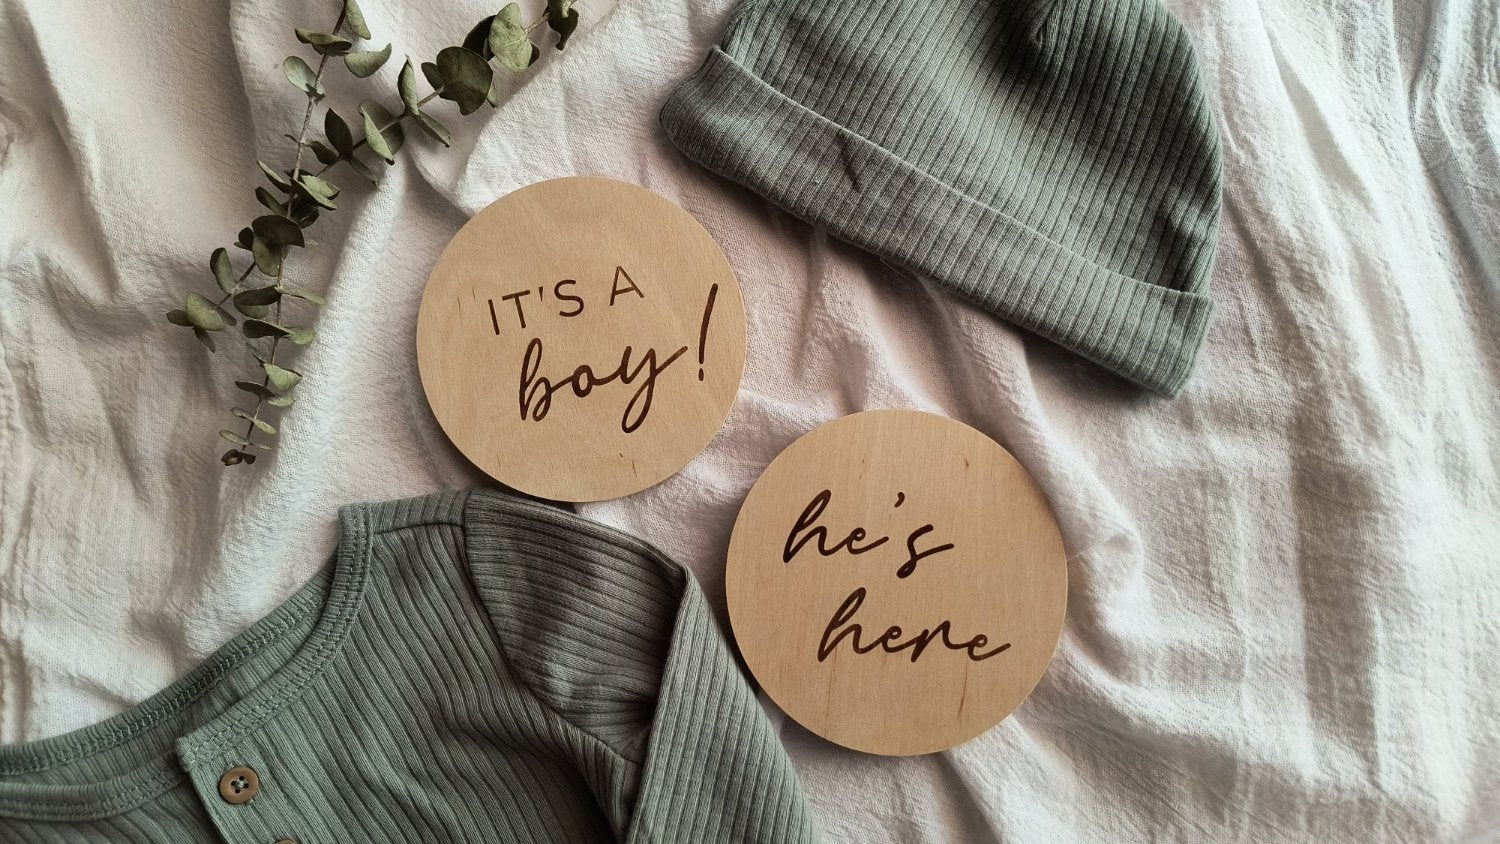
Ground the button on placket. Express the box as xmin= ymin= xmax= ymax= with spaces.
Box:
xmin=209 ymin=761 xmax=302 ymax=842
xmin=218 ymin=765 xmax=261 ymax=804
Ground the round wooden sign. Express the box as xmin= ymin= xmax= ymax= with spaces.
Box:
xmin=417 ymin=176 xmax=747 ymax=502
xmin=726 ymin=410 xmax=1068 ymax=756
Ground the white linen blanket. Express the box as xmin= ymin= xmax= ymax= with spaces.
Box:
xmin=1 ymin=0 xmax=1497 ymax=840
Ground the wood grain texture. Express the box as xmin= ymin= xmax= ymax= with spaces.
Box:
xmin=726 ymin=410 xmax=1067 ymax=756
xmin=417 ymin=176 xmax=746 ymax=502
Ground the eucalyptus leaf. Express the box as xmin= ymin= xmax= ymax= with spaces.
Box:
xmin=291 ymin=204 xmax=320 ymax=228
xmin=295 ymin=29 xmax=353 ymax=55
xmin=279 ymin=286 xmax=327 ymax=305
xmin=219 ymin=429 xmax=251 ymax=447
xmin=235 ymin=300 xmax=271 ymax=319
xmin=232 ymin=407 xmax=277 ymax=435
xmin=234 ymin=285 xmax=282 ymax=307
xmin=398 ymin=59 xmax=419 ymax=114
xmin=267 ymin=395 xmax=296 ymax=408
xmin=185 ymin=292 xmax=229 ymax=332
xmin=325 ymin=108 xmax=354 ymax=156
xmin=296 ymin=173 xmax=340 ymax=210
xmin=254 ymin=187 xmax=287 ymax=216
xmin=243 ymin=319 xmax=290 ymax=339
xmin=251 ymin=234 xmax=284 ymax=276
xmin=463 ymin=15 xmax=496 ymax=59
xmin=546 ymin=0 xmax=579 ymax=49
xmin=488 ymin=4 xmax=537 ymax=72
xmin=362 ymin=101 xmax=405 ymax=150
xmin=195 ymin=327 xmax=217 ymax=352
xmin=281 ymin=55 xmax=324 ymax=98
xmin=263 ymin=362 xmax=302 ymax=393
xmin=211 ymin=247 xmax=236 ymax=294
xmin=285 ymin=326 xmax=316 ymax=345
xmin=435 ymin=46 xmax=492 ymax=115
xmin=420 ymin=61 xmax=443 ymax=90
xmin=236 ymin=227 xmax=255 ymax=250
xmin=220 ymin=449 xmax=254 ymax=466
xmin=485 ymin=82 xmax=499 ymax=107
xmin=344 ymin=43 xmax=391 ymax=78
xmin=362 ymin=105 xmax=395 ymax=163
xmin=360 ymin=100 xmax=405 ymax=160
xmin=343 ymin=0 xmax=371 ymax=39
xmin=252 ymin=214 xmax=305 ymax=248
xmin=258 ymin=160 xmax=294 ymax=193
xmin=300 ymin=173 xmax=342 ymax=198
xmin=235 ymin=380 xmax=277 ymax=399
xmin=346 ymin=155 xmax=380 ymax=187
xmin=308 ymin=139 xmax=340 ymax=166
xmin=166 ymin=309 xmax=192 ymax=326
xmin=415 ymin=112 xmax=452 ymax=147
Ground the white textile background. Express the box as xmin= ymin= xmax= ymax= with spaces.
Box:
xmin=1 ymin=0 xmax=1497 ymax=840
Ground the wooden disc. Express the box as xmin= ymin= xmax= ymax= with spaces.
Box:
xmin=417 ymin=176 xmax=747 ymax=502
xmin=726 ymin=410 xmax=1068 ymax=756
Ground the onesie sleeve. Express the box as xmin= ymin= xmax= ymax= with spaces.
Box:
xmin=461 ymin=488 xmax=816 ymax=843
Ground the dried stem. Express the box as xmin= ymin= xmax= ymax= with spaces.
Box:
xmin=291 ymin=9 xmax=348 ymax=180
xmin=200 ymin=1 xmax=574 ymax=465
xmin=236 ymin=6 xmax=345 ymax=452
xmin=238 ymin=263 xmax=289 ymax=448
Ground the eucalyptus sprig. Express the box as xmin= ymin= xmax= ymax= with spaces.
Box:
xmin=168 ymin=0 xmax=580 ymax=466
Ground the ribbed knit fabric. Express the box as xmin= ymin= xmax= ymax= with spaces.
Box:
xmin=0 ymin=490 xmax=815 ymax=842
xmin=660 ymin=0 xmax=1224 ymax=396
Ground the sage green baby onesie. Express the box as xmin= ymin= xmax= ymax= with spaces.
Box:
xmin=0 ymin=490 xmax=815 ymax=842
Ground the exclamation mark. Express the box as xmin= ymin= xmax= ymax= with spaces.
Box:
xmin=697 ymin=283 xmax=719 ymax=382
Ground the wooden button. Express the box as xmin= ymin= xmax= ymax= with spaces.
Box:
xmin=217 ymin=765 xmax=260 ymax=804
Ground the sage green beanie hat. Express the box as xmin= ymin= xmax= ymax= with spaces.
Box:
xmin=660 ymin=0 xmax=1224 ymax=396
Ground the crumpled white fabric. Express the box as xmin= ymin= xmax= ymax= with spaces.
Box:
xmin=1 ymin=0 xmax=1497 ymax=840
